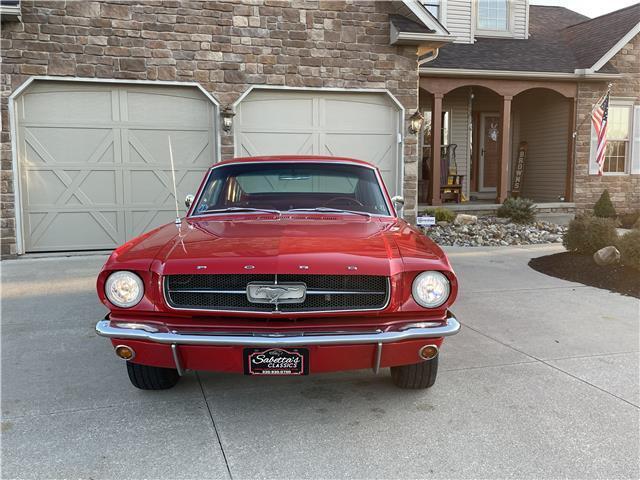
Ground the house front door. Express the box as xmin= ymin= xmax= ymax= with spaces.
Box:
xmin=479 ymin=113 xmax=500 ymax=192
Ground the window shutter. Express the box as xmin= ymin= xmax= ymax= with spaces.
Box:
xmin=632 ymin=105 xmax=640 ymax=175
xmin=589 ymin=122 xmax=599 ymax=175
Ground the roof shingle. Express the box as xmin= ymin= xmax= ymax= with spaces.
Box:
xmin=422 ymin=5 xmax=639 ymax=74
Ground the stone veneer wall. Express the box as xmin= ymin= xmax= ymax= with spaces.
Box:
xmin=0 ymin=0 xmax=421 ymax=256
xmin=574 ymin=33 xmax=640 ymax=214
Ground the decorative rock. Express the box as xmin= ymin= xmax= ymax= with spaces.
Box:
xmin=437 ymin=221 xmax=450 ymax=227
xmin=419 ymin=216 xmax=568 ymax=247
xmin=454 ymin=214 xmax=478 ymax=225
xmin=593 ymin=246 xmax=621 ymax=266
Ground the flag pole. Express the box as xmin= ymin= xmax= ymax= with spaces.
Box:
xmin=573 ymin=83 xmax=613 ymax=138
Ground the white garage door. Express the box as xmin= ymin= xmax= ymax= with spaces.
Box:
xmin=234 ymin=89 xmax=402 ymax=195
xmin=14 ymin=81 xmax=217 ymax=252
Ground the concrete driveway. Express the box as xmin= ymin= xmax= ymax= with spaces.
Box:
xmin=2 ymin=245 xmax=638 ymax=479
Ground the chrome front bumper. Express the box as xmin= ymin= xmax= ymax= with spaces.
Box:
xmin=95 ymin=312 xmax=461 ymax=347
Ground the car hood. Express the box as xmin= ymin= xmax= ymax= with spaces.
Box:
xmin=107 ymin=214 xmax=450 ymax=276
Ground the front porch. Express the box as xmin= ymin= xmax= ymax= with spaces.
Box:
xmin=418 ymin=76 xmax=578 ymax=209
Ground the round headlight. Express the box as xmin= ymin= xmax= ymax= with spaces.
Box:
xmin=105 ymin=271 xmax=144 ymax=308
xmin=412 ymin=271 xmax=450 ymax=308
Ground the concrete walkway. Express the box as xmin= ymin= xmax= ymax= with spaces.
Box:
xmin=1 ymin=245 xmax=638 ymax=479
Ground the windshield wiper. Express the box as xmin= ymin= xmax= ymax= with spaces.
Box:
xmin=198 ymin=207 xmax=281 ymax=215
xmin=286 ymin=207 xmax=371 ymax=218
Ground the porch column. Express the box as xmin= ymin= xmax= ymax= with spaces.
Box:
xmin=496 ymin=95 xmax=512 ymax=204
xmin=428 ymin=93 xmax=443 ymax=206
xmin=565 ymin=97 xmax=576 ymax=201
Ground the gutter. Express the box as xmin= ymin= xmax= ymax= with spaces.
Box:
xmin=420 ymin=67 xmax=625 ymax=80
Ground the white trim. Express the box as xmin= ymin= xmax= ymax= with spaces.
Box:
xmin=8 ymin=76 xmax=222 ymax=255
xmin=473 ymin=0 xmax=513 ymax=38
xmin=590 ymin=22 xmax=640 ymax=72
xmin=0 ymin=4 xmax=21 ymax=16
xmin=524 ymin=0 xmax=530 ymax=39
xmin=232 ymin=85 xmax=405 ymax=112
xmin=478 ymin=112 xmax=499 ymax=192
xmin=632 ymin=105 xmax=640 ymax=175
xmin=440 ymin=0 xmax=448 ymax=27
xmin=421 ymin=67 xmax=624 ymax=80
xmin=8 ymin=88 xmax=23 ymax=255
xmin=231 ymin=85 xmax=406 ymax=200
xmin=401 ymin=0 xmax=451 ymax=36
xmin=601 ymin=100 xmax=634 ymax=175
xmin=391 ymin=30 xmax=452 ymax=44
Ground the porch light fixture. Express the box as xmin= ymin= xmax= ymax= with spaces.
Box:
xmin=408 ymin=110 xmax=424 ymax=135
xmin=221 ymin=106 xmax=235 ymax=133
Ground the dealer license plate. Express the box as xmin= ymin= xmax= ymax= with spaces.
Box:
xmin=243 ymin=347 xmax=309 ymax=375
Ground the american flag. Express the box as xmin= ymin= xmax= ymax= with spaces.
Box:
xmin=591 ymin=89 xmax=610 ymax=176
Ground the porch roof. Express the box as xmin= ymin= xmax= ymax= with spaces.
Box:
xmin=422 ymin=5 xmax=639 ymax=75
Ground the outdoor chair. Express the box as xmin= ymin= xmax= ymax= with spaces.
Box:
xmin=440 ymin=144 xmax=464 ymax=203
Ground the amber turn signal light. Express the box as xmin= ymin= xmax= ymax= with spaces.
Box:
xmin=114 ymin=345 xmax=135 ymax=360
xmin=418 ymin=344 xmax=439 ymax=361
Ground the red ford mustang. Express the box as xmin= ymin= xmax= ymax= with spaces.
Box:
xmin=96 ymin=156 xmax=460 ymax=390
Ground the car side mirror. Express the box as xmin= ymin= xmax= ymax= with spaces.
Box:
xmin=391 ymin=195 xmax=404 ymax=213
xmin=185 ymin=194 xmax=194 ymax=209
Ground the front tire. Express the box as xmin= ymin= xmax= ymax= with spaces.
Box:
xmin=390 ymin=356 xmax=438 ymax=389
xmin=126 ymin=362 xmax=180 ymax=390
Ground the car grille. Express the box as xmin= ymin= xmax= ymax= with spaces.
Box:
xmin=163 ymin=274 xmax=389 ymax=312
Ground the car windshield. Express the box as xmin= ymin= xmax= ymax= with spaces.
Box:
xmin=192 ymin=162 xmax=390 ymax=216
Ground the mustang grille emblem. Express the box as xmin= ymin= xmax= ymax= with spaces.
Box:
xmin=246 ymin=282 xmax=307 ymax=307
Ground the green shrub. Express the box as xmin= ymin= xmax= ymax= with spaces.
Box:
xmin=424 ymin=207 xmax=456 ymax=223
xmin=618 ymin=211 xmax=640 ymax=229
xmin=617 ymin=230 xmax=640 ymax=270
xmin=563 ymin=215 xmax=618 ymax=255
xmin=593 ymin=189 xmax=616 ymax=218
xmin=496 ymin=197 xmax=536 ymax=224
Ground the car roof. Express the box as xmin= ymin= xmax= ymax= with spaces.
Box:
xmin=211 ymin=155 xmax=377 ymax=169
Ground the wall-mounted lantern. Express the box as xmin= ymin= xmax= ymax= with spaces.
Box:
xmin=408 ymin=109 xmax=424 ymax=135
xmin=221 ymin=106 xmax=235 ymax=133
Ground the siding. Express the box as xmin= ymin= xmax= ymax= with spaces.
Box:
xmin=512 ymin=0 xmax=529 ymax=39
xmin=445 ymin=0 xmax=473 ymax=44
xmin=513 ymin=90 xmax=569 ymax=201
xmin=444 ymin=89 xmax=471 ymax=195
xmin=454 ymin=0 xmax=529 ymax=41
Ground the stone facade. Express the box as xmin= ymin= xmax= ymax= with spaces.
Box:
xmin=574 ymin=34 xmax=640 ymax=215
xmin=0 ymin=0 xmax=422 ymax=256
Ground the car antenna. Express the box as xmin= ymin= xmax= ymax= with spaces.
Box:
xmin=168 ymin=136 xmax=181 ymax=227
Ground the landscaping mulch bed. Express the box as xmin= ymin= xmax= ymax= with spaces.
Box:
xmin=529 ymin=252 xmax=640 ymax=298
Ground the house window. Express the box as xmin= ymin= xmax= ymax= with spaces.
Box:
xmin=421 ymin=1 xmax=440 ymax=19
xmin=603 ymin=105 xmax=632 ymax=174
xmin=477 ymin=0 xmax=508 ymax=31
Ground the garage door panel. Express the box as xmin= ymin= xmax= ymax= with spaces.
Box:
xmin=26 ymin=210 xmax=123 ymax=251
xmin=129 ymin=209 xmax=178 ymax=238
xmin=127 ymin=130 xmax=211 ymax=166
xmin=235 ymin=90 xmax=400 ymax=195
xmin=25 ymin=128 xmax=116 ymax=165
xmin=238 ymin=97 xmax=315 ymax=129
xmin=239 ymin=132 xmax=314 ymax=157
xmin=126 ymin=90 xmax=211 ymax=126
xmin=22 ymin=89 xmax=114 ymax=124
xmin=324 ymin=99 xmax=396 ymax=131
xmin=323 ymin=134 xmax=396 ymax=190
xmin=23 ymin=170 xmax=68 ymax=205
xmin=18 ymin=82 xmax=216 ymax=252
